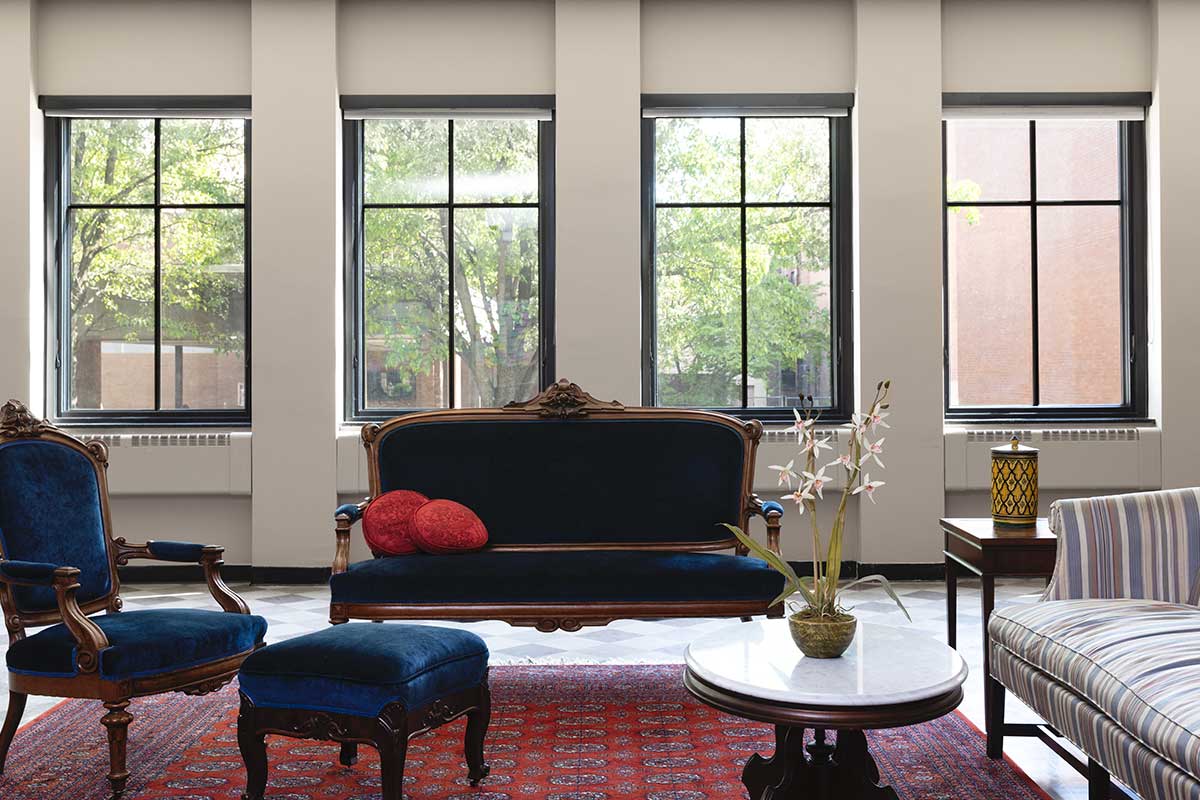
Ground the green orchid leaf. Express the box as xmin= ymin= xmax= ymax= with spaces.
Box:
xmin=838 ymin=574 xmax=911 ymax=621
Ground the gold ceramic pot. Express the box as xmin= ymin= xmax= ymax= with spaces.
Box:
xmin=991 ymin=435 xmax=1039 ymax=527
xmin=788 ymin=611 xmax=858 ymax=658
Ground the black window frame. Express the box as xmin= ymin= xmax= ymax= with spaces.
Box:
xmin=342 ymin=95 xmax=557 ymax=422
xmin=640 ymin=93 xmax=855 ymax=424
xmin=42 ymin=96 xmax=253 ymax=427
xmin=942 ymin=93 xmax=1150 ymax=423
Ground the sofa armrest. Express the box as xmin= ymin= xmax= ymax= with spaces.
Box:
xmin=113 ymin=538 xmax=250 ymax=615
xmin=333 ymin=499 xmax=370 ymax=576
xmin=748 ymin=496 xmax=785 ymax=556
xmin=52 ymin=567 xmax=110 ymax=673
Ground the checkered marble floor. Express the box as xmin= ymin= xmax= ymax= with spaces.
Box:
xmin=0 ymin=578 xmax=1096 ymax=799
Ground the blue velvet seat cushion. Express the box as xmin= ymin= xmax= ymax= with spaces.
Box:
xmin=238 ymin=624 xmax=489 ymax=717
xmin=6 ymin=609 xmax=267 ymax=680
xmin=329 ymin=550 xmax=785 ymax=605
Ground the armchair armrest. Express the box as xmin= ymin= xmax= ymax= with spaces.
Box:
xmin=333 ymin=498 xmax=370 ymax=576
xmin=0 ymin=559 xmax=64 ymax=586
xmin=748 ymin=496 xmax=785 ymax=556
xmin=113 ymin=537 xmax=250 ymax=615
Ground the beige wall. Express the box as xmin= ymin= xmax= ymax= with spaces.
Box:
xmin=0 ymin=0 xmax=1191 ymax=568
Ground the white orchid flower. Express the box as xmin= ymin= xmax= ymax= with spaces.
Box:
xmin=844 ymin=412 xmax=868 ymax=441
xmin=786 ymin=486 xmax=815 ymax=514
xmin=791 ymin=409 xmax=813 ymax=438
xmin=811 ymin=435 xmax=833 ymax=455
xmin=802 ymin=466 xmax=831 ymax=500
xmin=769 ymin=459 xmax=799 ymax=488
xmin=828 ymin=453 xmax=854 ymax=472
xmin=859 ymin=437 xmax=886 ymax=469
xmin=852 ymin=474 xmax=886 ymax=504
xmin=869 ymin=409 xmax=890 ymax=433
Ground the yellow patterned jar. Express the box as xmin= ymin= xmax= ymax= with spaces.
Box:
xmin=991 ymin=436 xmax=1039 ymax=527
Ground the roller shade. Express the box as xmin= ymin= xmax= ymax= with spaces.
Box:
xmin=343 ymin=108 xmax=552 ymax=121
xmin=40 ymin=95 xmax=250 ymax=119
xmin=642 ymin=92 xmax=853 ymax=119
xmin=942 ymin=106 xmax=1144 ymax=121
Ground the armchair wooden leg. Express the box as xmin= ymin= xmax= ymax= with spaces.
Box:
xmin=985 ymin=675 xmax=1006 ymax=759
xmin=0 ymin=691 xmax=27 ymax=774
xmin=101 ymin=700 xmax=133 ymax=798
xmin=339 ymin=741 xmax=359 ymax=766
xmin=465 ymin=682 xmax=491 ymax=786
xmin=237 ymin=724 xmax=268 ymax=800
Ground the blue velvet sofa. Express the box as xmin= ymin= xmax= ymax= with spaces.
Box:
xmin=331 ymin=380 xmax=786 ymax=631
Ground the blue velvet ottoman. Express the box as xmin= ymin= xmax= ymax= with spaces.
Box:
xmin=235 ymin=624 xmax=490 ymax=800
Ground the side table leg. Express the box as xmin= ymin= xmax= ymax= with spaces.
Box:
xmin=981 ymin=573 xmax=996 ymax=724
xmin=742 ymin=725 xmax=807 ymax=799
xmin=832 ymin=730 xmax=898 ymax=799
xmin=945 ymin=554 xmax=957 ymax=649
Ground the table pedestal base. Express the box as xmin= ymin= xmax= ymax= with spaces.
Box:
xmin=742 ymin=725 xmax=898 ymax=800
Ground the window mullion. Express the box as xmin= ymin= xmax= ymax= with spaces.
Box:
xmin=739 ymin=117 xmax=748 ymax=409
xmin=153 ymin=117 xmax=163 ymax=412
xmin=1029 ymin=120 xmax=1040 ymax=408
xmin=447 ymin=119 xmax=456 ymax=410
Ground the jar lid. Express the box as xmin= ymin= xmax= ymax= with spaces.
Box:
xmin=992 ymin=435 xmax=1038 ymax=456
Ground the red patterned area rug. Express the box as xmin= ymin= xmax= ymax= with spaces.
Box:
xmin=2 ymin=665 xmax=1048 ymax=800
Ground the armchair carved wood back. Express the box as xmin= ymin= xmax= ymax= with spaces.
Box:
xmin=357 ymin=379 xmax=773 ymax=553
xmin=0 ymin=400 xmax=129 ymax=642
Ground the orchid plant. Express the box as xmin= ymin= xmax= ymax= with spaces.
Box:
xmin=724 ymin=380 xmax=910 ymax=621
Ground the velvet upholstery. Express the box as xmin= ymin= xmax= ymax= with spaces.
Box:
xmin=761 ymin=500 xmax=785 ymax=516
xmin=0 ymin=440 xmax=111 ymax=613
xmin=376 ymin=419 xmax=746 ymax=546
xmin=0 ymin=559 xmax=61 ymax=585
xmin=335 ymin=503 xmax=364 ymax=522
xmin=6 ymin=609 xmax=267 ymax=680
xmin=239 ymin=624 xmax=488 ymax=717
xmin=146 ymin=540 xmax=208 ymax=563
xmin=330 ymin=550 xmax=785 ymax=605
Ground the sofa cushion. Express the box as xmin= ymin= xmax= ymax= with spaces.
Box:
xmin=239 ymin=624 xmax=488 ymax=717
xmin=6 ymin=609 xmax=267 ymax=680
xmin=330 ymin=550 xmax=785 ymax=605
xmin=363 ymin=490 xmax=428 ymax=555
xmin=375 ymin=418 xmax=746 ymax=547
xmin=990 ymin=599 xmax=1200 ymax=783
xmin=412 ymin=499 xmax=488 ymax=554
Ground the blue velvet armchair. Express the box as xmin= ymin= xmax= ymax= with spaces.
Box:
xmin=0 ymin=400 xmax=266 ymax=798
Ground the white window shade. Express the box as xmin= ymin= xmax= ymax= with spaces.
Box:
xmin=343 ymin=109 xmax=552 ymax=121
xmin=942 ymin=106 xmax=1144 ymax=122
xmin=642 ymin=107 xmax=847 ymax=119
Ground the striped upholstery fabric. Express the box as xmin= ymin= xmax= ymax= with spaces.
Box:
xmin=990 ymin=600 xmax=1200 ymax=785
xmin=992 ymin=643 xmax=1200 ymax=800
xmin=1045 ymin=488 xmax=1200 ymax=604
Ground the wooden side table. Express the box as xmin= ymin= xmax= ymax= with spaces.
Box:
xmin=941 ymin=517 xmax=1057 ymax=723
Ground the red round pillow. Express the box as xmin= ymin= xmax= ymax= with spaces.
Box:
xmin=411 ymin=499 xmax=489 ymax=554
xmin=362 ymin=490 xmax=429 ymax=556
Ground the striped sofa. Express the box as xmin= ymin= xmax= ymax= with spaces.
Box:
xmin=987 ymin=488 xmax=1200 ymax=800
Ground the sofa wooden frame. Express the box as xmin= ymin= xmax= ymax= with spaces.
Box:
xmin=0 ymin=400 xmax=258 ymax=798
xmin=331 ymin=379 xmax=785 ymax=631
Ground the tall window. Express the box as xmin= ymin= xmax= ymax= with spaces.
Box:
xmin=642 ymin=102 xmax=852 ymax=421
xmin=47 ymin=109 xmax=249 ymax=424
xmin=344 ymin=106 xmax=554 ymax=418
xmin=943 ymin=113 xmax=1147 ymax=419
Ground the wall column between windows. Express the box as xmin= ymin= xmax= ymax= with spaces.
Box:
xmin=1150 ymin=1 xmax=1200 ymax=489
xmin=249 ymin=0 xmax=340 ymax=567
xmin=852 ymin=0 xmax=945 ymax=563
xmin=553 ymin=0 xmax=642 ymax=404
xmin=0 ymin=0 xmax=42 ymax=409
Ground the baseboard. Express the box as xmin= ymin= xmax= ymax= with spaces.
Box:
xmin=119 ymin=562 xmax=940 ymax=585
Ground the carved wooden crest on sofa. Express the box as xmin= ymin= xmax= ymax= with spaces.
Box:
xmin=333 ymin=380 xmax=786 ymax=632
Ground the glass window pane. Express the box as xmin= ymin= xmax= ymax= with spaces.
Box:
xmin=159 ymin=209 xmax=246 ymax=410
xmin=364 ymin=119 xmax=449 ymax=204
xmin=945 ymin=120 xmax=1030 ymax=203
xmin=160 ymin=119 xmax=246 ymax=205
xmin=69 ymin=119 xmax=155 ymax=206
xmin=654 ymin=118 xmax=740 ymax=203
xmin=655 ymin=207 xmax=741 ymax=407
xmin=746 ymin=208 xmax=832 ymax=408
xmin=745 ymin=118 xmax=829 ymax=203
xmin=66 ymin=208 xmax=156 ymax=410
xmin=452 ymin=208 xmax=540 ymax=407
xmin=363 ymin=208 xmax=449 ymax=408
xmin=1037 ymin=206 xmax=1123 ymax=405
xmin=1036 ymin=120 xmax=1120 ymax=202
xmin=453 ymin=119 xmax=538 ymax=204
xmin=947 ymin=206 xmax=1033 ymax=407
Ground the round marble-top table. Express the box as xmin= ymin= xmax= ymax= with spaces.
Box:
xmin=684 ymin=620 xmax=968 ymax=800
